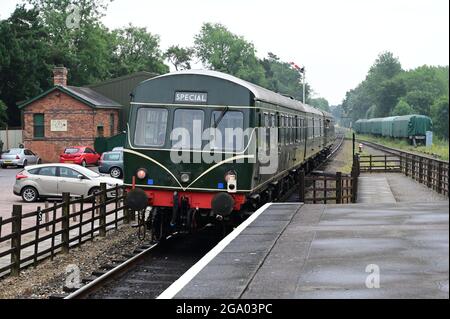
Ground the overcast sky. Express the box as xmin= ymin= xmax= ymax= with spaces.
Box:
xmin=1 ymin=0 xmax=449 ymax=105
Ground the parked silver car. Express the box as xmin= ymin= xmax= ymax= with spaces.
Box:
xmin=13 ymin=163 xmax=123 ymax=202
xmin=1 ymin=148 xmax=41 ymax=168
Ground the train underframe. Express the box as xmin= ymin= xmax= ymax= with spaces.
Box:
xmin=127 ymin=145 xmax=333 ymax=242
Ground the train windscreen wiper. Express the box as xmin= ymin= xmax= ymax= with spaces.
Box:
xmin=212 ymin=106 xmax=229 ymax=128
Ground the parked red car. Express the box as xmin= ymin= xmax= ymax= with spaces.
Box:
xmin=59 ymin=146 xmax=100 ymax=167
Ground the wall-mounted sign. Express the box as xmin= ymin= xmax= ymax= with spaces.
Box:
xmin=174 ymin=92 xmax=207 ymax=104
xmin=50 ymin=119 xmax=67 ymax=131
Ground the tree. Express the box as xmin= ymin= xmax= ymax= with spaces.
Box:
xmin=26 ymin=0 xmax=114 ymax=85
xmin=308 ymin=97 xmax=330 ymax=112
xmin=391 ymin=99 xmax=413 ymax=116
xmin=431 ymin=96 xmax=449 ymax=139
xmin=194 ymin=23 xmax=266 ymax=86
xmin=404 ymin=90 xmax=435 ymax=116
xmin=164 ymin=45 xmax=194 ymax=71
xmin=110 ymin=24 xmax=168 ymax=77
xmin=0 ymin=5 xmax=52 ymax=126
xmin=373 ymin=78 xmax=406 ymax=117
xmin=0 ymin=100 xmax=8 ymax=127
xmin=342 ymin=51 xmax=403 ymax=123
xmin=260 ymin=53 xmax=310 ymax=102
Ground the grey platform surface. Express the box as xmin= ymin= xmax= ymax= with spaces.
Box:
xmin=357 ymin=175 xmax=396 ymax=203
xmin=175 ymin=202 xmax=449 ymax=299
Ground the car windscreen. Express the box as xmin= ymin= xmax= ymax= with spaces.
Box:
xmin=73 ymin=166 xmax=100 ymax=178
xmin=103 ymin=152 xmax=121 ymax=161
xmin=64 ymin=148 xmax=80 ymax=154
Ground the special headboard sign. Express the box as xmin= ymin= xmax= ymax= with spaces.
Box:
xmin=174 ymin=92 xmax=208 ymax=104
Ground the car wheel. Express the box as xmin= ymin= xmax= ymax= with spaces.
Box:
xmin=1 ymin=164 xmax=6 ymax=169
xmin=81 ymin=160 xmax=87 ymax=167
xmin=22 ymin=160 xmax=28 ymax=168
xmin=22 ymin=186 xmax=38 ymax=202
xmin=88 ymin=186 xmax=100 ymax=196
xmin=109 ymin=167 xmax=122 ymax=178
xmin=37 ymin=159 xmax=42 ymax=164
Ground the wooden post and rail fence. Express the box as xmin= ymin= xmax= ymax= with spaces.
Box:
xmin=357 ymin=149 xmax=448 ymax=196
xmin=0 ymin=183 xmax=133 ymax=279
xmin=298 ymin=155 xmax=360 ymax=204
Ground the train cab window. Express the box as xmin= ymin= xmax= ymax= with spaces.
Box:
xmin=172 ymin=109 xmax=204 ymax=149
xmin=210 ymin=110 xmax=244 ymax=151
xmin=134 ymin=108 xmax=168 ymax=147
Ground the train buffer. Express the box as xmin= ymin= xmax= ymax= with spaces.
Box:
xmin=159 ymin=201 xmax=449 ymax=299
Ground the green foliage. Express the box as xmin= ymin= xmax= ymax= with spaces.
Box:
xmin=110 ymin=24 xmax=168 ymax=77
xmin=342 ymin=51 xmax=403 ymax=122
xmin=0 ymin=100 xmax=8 ymax=127
xmin=164 ymin=45 xmax=194 ymax=71
xmin=260 ymin=53 xmax=309 ymax=101
xmin=391 ymin=99 xmax=413 ymax=116
xmin=403 ymin=90 xmax=435 ymax=116
xmin=308 ymin=97 xmax=330 ymax=112
xmin=431 ymin=96 xmax=449 ymax=139
xmin=194 ymin=23 xmax=267 ymax=86
xmin=0 ymin=5 xmax=52 ymax=126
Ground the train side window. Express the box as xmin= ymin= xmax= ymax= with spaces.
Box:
xmin=210 ymin=110 xmax=244 ymax=151
xmin=286 ymin=115 xmax=292 ymax=144
xmin=264 ymin=113 xmax=270 ymax=148
xmin=277 ymin=114 xmax=281 ymax=144
xmin=289 ymin=115 xmax=295 ymax=144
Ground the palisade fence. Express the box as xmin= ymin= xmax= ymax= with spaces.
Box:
xmin=298 ymin=159 xmax=359 ymax=204
xmin=358 ymin=151 xmax=449 ymax=196
xmin=0 ymin=183 xmax=133 ymax=279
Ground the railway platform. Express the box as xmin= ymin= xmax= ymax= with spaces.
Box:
xmin=160 ymin=200 xmax=449 ymax=299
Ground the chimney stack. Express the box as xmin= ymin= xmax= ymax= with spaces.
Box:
xmin=53 ymin=66 xmax=68 ymax=86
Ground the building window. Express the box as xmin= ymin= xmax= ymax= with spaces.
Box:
xmin=33 ymin=113 xmax=44 ymax=138
xmin=109 ymin=113 xmax=115 ymax=136
xmin=97 ymin=125 xmax=104 ymax=137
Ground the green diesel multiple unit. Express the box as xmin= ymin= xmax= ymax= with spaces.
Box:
xmin=124 ymin=70 xmax=335 ymax=240
xmin=354 ymin=115 xmax=432 ymax=143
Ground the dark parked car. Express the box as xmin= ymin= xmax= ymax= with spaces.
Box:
xmin=98 ymin=150 xmax=123 ymax=178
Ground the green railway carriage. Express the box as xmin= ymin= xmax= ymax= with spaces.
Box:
xmin=354 ymin=114 xmax=432 ymax=144
xmin=125 ymin=70 xmax=335 ymax=239
xmin=381 ymin=116 xmax=398 ymax=137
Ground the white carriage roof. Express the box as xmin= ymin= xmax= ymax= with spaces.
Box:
xmin=151 ymin=69 xmax=324 ymax=115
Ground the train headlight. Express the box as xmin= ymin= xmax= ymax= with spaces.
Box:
xmin=180 ymin=173 xmax=190 ymax=183
xmin=136 ymin=168 xmax=147 ymax=180
xmin=225 ymin=171 xmax=237 ymax=193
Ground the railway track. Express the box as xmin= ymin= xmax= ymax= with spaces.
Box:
xmin=358 ymin=139 xmax=448 ymax=163
xmin=63 ymin=226 xmax=222 ymax=299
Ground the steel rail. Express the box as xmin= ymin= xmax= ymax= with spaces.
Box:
xmin=64 ymin=234 xmax=175 ymax=299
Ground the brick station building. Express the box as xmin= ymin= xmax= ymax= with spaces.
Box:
xmin=19 ymin=67 xmax=156 ymax=163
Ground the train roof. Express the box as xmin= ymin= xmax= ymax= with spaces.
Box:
xmin=150 ymin=70 xmax=324 ymax=116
